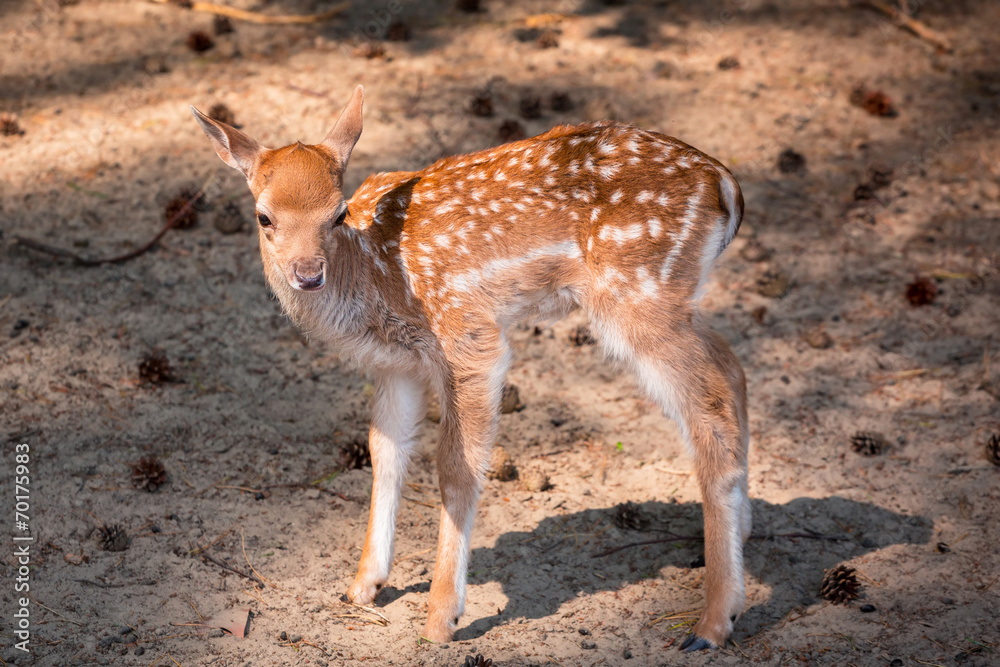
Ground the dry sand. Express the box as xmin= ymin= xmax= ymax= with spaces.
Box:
xmin=1 ymin=1 xmax=998 ymax=665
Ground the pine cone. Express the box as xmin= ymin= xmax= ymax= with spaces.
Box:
xmin=568 ymin=325 xmax=597 ymax=346
xmin=1 ymin=113 xmax=24 ymax=137
xmin=851 ymin=431 xmax=888 ymax=456
xmin=905 ymin=276 xmax=937 ymax=306
xmin=462 ymin=654 xmax=493 ymax=667
xmin=138 ymin=350 xmax=173 ymax=385
xmin=486 ymin=446 xmax=517 ymax=482
xmin=613 ymin=502 xmax=649 ymax=531
xmin=339 ymin=439 xmax=371 ymax=470
xmin=819 ymin=564 xmax=861 ymax=604
xmin=131 ymin=456 xmax=167 ymax=492
xmin=186 ymin=30 xmax=214 ymax=52
xmin=98 ymin=524 xmax=130 ymax=552
xmin=987 ymin=433 xmax=1000 ymax=467
xmin=165 ymin=189 xmax=202 ymax=229
xmin=208 ymin=103 xmax=236 ymax=126
xmin=500 ymin=384 xmax=524 ymax=414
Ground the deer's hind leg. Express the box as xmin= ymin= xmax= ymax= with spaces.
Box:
xmin=424 ymin=326 xmax=511 ymax=643
xmin=592 ymin=308 xmax=750 ymax=651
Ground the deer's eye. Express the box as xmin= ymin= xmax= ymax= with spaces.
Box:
xmin=333 ymin=208 xmax=348 ymax=227
xmin=257 ymin=213 xmax=272 ymax=227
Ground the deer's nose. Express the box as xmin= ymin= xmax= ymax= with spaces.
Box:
xmin=291 ymin=258 xmax=327 ymax=291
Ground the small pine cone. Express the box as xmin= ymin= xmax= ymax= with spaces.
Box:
xmin=500 ymin=384 xmax=524 ymax=414
xmin=98 ymin=524 xmax=130 ymax=552
xmin=138 ymin=349 xmax=173 ymax=385
xmin=165 ymin=189 xmax=201 ymax=229
xmin=905 ymin=276 xmax=937 ymax=306
xmin=463 ymin=654 xmax=493 ymax=667
xmin=819 ymin=564 xmax=861 ymax=604
xmin=497 ymin=120 xmax=526 ymax=144
xmin=131 ymin=456 xmax=167 ymax=492
xmin=339 ymin=439 xmax=372 ymax=470
xmin=519 ymin=94 xmax=542 ymax=120
xmin=486 ymin=446 xmax=517 ymax=482
xmin=987 ymin=433 xmax=1000 ymax=467
xmin=568 ymin=325 xmax=597 ymax=346
xmin=208 ymin=103 xmax=236 ymax=126
xmin=613 ymin=502 xmax=649 ymax=531
xmin=1 ymin=113 xmax=24 ymax=137
xmin=851 ymin=431 xmax=888 ymax=456
xmin=186 ymin=30 xmax=215 ymax=53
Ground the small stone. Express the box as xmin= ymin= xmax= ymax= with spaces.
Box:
xmin=581 ymin=640 xmax=597 ymax=650
xmin=689 ymin=554 xmax=705 ymax=568
xmin=578 ymin=627 xmax=590 ymax=635
xmin=279 ymin=631 xmax=288 ymax=641
xmin=860 ymin=603 xmax=876 ymax=613
xmin=623 ymin=648 xmax=633 ymax=659
xmin=289 ymin=634 xmax=302 ymax=643
xmin=936 ymin=542 xmax=951 ymax=553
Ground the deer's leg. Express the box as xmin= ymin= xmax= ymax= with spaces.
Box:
xmin=346 ymin=372 xmax=426 ymax=605
xmin=620 ymin=319 xmax=750 ymax=651
xmin=424 ymin=333 xmax=510 ymax=643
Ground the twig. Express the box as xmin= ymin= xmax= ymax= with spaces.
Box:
xmin=853 ymin=0 xmax=952 ymax=52
xmin=72 ymin=579 xmax=125 ymax=588
xmin=592 ymin=531 xmax=849 ymax=558
xmin=199 ymin=552 xmax=265 ymax=588
xmin=29 ymin=596 xmax=84 ymax=626
xmin=148 ymin=0 xmax=350 ymax=25
xmin=13 ymin=182 xmax=209 ymax=266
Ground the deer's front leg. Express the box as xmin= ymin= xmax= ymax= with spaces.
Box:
xmin=346 ymin=372 xmax=426 ymax=605
xmin=424 ymin=340 xmax=510 ymax=643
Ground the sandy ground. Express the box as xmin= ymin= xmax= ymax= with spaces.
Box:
xmin=1 ymin=0 xmax=999 ymax=665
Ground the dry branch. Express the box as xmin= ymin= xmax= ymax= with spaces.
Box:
xmin=148 ymin=0 xmax=350 ymax=25
xmin=853 ymin=0 xmax=952 ymax=53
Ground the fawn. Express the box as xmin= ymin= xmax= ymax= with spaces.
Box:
xmin=192 ymin=85 xmax=750 ymax=652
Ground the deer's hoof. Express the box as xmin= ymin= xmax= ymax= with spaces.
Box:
xmin=679 ymin=634 xmax=715 ymax=652
xmin=345 ymin=579 xmax=381 ymax=606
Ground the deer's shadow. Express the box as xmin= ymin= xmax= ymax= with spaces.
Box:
xmin=435 ymin=496 xmax=931 ymax=641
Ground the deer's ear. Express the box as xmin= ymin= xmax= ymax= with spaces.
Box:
xmin=322 ymin=85 xmax=364 ymax=169
xmin=190 ymin=106 xmax=263 ymax=178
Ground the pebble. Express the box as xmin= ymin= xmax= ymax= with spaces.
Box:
xmin=623 ymin=648 xmax=633 ymax=659
xmin=860 ymin=604 xmax=876 ymax=613
xmin=578 ymin=627 xmax=590 ymax=635
xmin=581 ymin=640 xmax=597 ymax=650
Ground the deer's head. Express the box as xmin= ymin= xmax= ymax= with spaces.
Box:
xmin=191 ymin=85 xmax=364 ymax=293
